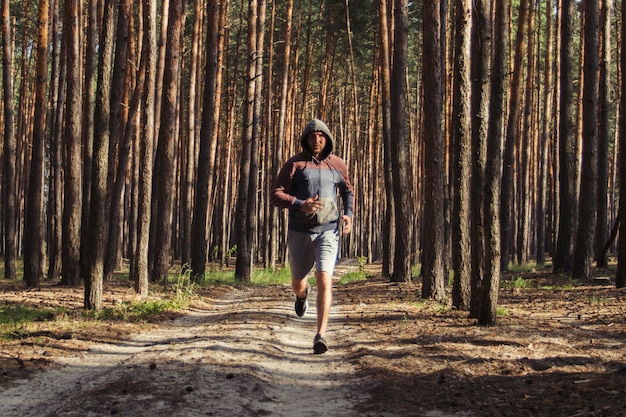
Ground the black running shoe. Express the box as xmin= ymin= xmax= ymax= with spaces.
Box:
xmin=313 ymin=333 xmax=328 ymax=354
xmin=294 ymin=284 xmax=309 ymax=317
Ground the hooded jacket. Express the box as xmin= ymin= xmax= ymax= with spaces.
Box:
xmin=271 ymin=119 xmax=354 ymax=233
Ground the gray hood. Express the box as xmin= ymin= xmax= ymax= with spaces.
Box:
xmin=299 ymin=119 xmax=334 ymax=161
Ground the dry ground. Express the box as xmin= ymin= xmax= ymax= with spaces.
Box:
xmin=0 ymin=263 xmax=625 ymax=416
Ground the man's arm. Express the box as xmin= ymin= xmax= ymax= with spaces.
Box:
xmin=271 ymin=162 xmax=298 ymax=209
xmin=335 ymin=156 xmax=354 ymax=234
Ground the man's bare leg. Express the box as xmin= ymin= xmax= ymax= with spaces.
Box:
xmin=292 ymin=278 xmax=308 ymax=299
xmin=315 ymin=271 xmax=332 ymax=336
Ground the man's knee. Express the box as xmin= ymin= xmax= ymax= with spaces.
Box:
xmin=316 ymin=271 xmax=332 ymax=290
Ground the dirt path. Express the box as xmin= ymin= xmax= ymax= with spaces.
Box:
xmin=0 ymin=285 xmax=367 ymax=417
xmin=3 ymin=268 xmax=626 ymax=416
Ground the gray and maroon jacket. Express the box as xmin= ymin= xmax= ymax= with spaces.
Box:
xmin=271 ymin=119 xmax=354 ymax=233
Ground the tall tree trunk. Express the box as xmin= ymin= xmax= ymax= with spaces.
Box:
xmin=595 ymin=0 xmax=612 ymax=267
xmin=537 ymin=0 xmax=555 ymax=266
xmin=1 ymin=0 xmax=17 ymax=280
xmin=421 ymin=0 xmax=445 ymax=300
xmin=234 ymin=0 xmax=253 ymax=279
xmin=501 ymin=0 xmax=528 ymax=270
xmin=389 ymin=0 xmax=411 ymax=283
xmin=80 ymin=0 xmax=98 ymax=279
xmin=61 ymin=0 xmax=83 ymax=286
xmin=23 ymin=0 xmax=49 ymax=289
xmin=153 ymin=0 xmax=169 ymax=143
xmin=517 ymin=1 xmax=535 ymax=265
xmin=553 ymin=0 xmax=577 ymax=273
xmin=269 ymin=0 xmax=293 ymax=270
xmin=616 ymin=0 xmax=626 ymax=288
xmin=133 ymin=0 xmax=158 ymax=296
xmin=47 ymin=0 xmax=63 ymax=282
xmin=479 ymin=0 xmax=507 ymax=325
xmin=104 ymin=0 xmax=132 ymax=280
xmin=253 ymin=0 xmax=266 ymax=266
xmin=85 ymin=0 xmax=116 ymax=310
xmin=15 ymin=0 xmax=32 ymax=263
xmin=451 ymin=0 xmax=471 ymax=310
xmin=235 ymin=0 xmax=265 ymax=282
xmin=180 ymin=0 xmax=202 ymax=268
xmin=378 ymin=0 xmax=394 ymax=278
xmin=259 ymin=1 xmax=275 ymax=268
xmin=191 ymin=0 xmax=220 ymax=280
xmin=126 ymin=5 xmax=142 ymax=279
xmin=573 ymin=0 xmax=599 ymax=280
xmin=469 ymin=0 xmax=490 ymax=316
xmin=208 ymin=0 xmax=228 ymax=260
xmin=152 ymin=0 xmax=186 ymax=282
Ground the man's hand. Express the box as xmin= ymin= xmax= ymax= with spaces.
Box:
xmin=341 ymin=215 xmax=352 ymax=235
xmin=301 ymin=195 xmax=323 ymax=214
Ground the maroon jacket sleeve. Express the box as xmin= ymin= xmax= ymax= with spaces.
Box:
xmin=271 ymin=159 xmax=302 ymax=209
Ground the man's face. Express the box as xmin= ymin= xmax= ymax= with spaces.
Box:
xmin=306 ymin=131 xmax=326 ymax=158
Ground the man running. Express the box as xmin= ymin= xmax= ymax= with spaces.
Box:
xmin=271 ymin=119 xmax=354 ymax=354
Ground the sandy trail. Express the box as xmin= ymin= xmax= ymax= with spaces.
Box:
xmin=0 ymin=285 xmax=366 ymax=417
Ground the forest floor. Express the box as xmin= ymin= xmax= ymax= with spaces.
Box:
xmin=0 ymin=261 xmax=625 ymax=417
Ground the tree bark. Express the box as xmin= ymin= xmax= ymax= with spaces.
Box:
xmin=378 ymin=0 xmax=394 ymax=278
xmin=479 ymin=0 xmax=507 ymax=326
xmin=573 ymin=0 xmax=599 ymax=280
xmin=180 ymin=0 xmax=202 ymax=268
xmin=501 ymin=0 xmax=528 ymax=271
xmin=389 ymin=0 xmax=411 ymax=283
xmin=47 ymin=0 xmax=64 ymax=282
xmin=61 ymin=0 xmax=83 ymax=287
xmin=269 ymin=0 xmax=293 ymax=270
xmin=517 ymin=1 xmax=535 ymax=265
xmin=595 ymin=0 xmax=612 ymax=267
xmin=151 ymin=0 xmax=186 ymax=282
xmin=80 ymin=0 xmax=98 ymax=279
xmin=105 ymin=0 xmax=132 ymax=280
xmin=133 ymin=0 xmax=158 ymax=296
xmin=421 ymin=0 xmax=445 ymax=300
xmin=234 ymin=0 xmax=259 ymax=282
xmin=553 ymin=0 xmax=577 ymax=273
xmin=84 ymin=0 xmax=116 ymax=310
xmin=191 ymin=0 xmax=220 ymax=280
xmin=469 ymin=0 xmax=490 ymax=316
xmin=23 ymin=0 xmax=49 ymax=289
xmin=618 ymin=0 xmax=626 ymax=288
xmin=451 ymin=0 xmax=472 ymax=310
xmin=1 ymin=0 xmax=17 ymax=280
xmin=537 ymin=0 xmax=555 ymax=266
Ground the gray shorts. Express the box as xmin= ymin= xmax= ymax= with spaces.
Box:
xmin=288 ymin=229 xmax=339 ymax=280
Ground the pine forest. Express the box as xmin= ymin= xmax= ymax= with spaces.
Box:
xmin=1 ymin=0 xmax=625 ymax=324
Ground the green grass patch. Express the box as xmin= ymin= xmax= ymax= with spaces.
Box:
xmin=202 ymin=270 xmax=236 ymax=285
xmin=251 ymin=267 xmax=292 ymax=285
xmin=0 ymin=304 xmax=70 ymax=340
xmin=539 ymin=283 xmax=574 ymax=291
xmin=338 ymin=271 xmax=367 ymax=285
xmin=0 ymin=304 xmax=53 ymax=325
xmin=90 ymin=298 xmax=179 ymax=322
xmin=434 ymin=301 xmax=450 ymax=314
xmin=501 ymin=276 xmax=533 ymax=290
xmin=497 ymin=307 xmax=510 ymax=316
xmin=587 ymin=295 xmax=609 ymax=305
xmin=0 ymin=258 xmax=25 ymax=282
xmin=191 ymin=266 xmax=293 ymax=286
xmin=506 ymin=262 xmax=539 ymax=273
